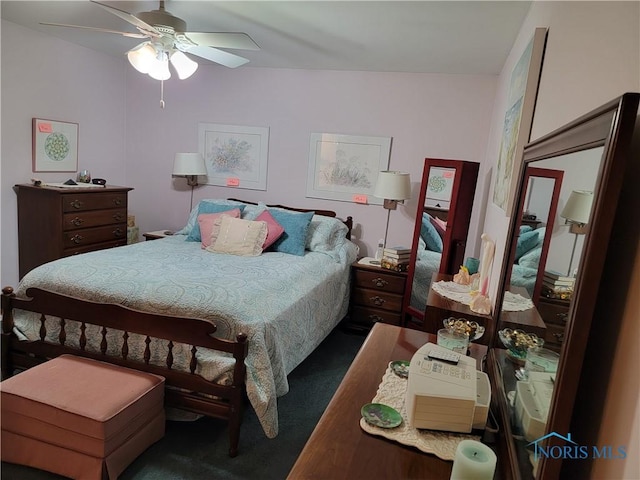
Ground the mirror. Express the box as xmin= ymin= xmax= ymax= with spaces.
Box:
xmin=489 ymin=93 xmax=639 ymax=480
xmin=403 ymin=158 xmax=479 ymax=331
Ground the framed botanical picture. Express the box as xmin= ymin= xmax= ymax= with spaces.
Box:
xmin=425 ymin=166 xmax=456 ymax=208
xmin=306 ymin=133 xmax=392 ymax=204
xmin=198 ymin=123 xmax=269 ymax=191
xmin=493 ymin=27 xmax=548 ymax=215
xmin=32 ymin=118 xmax=78 ymax=172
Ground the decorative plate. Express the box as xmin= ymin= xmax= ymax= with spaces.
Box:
xmin=390 ymin=360 xmax=410 ymax=378
xmin=443 ymin=317 xmax=485 ymax=342
xmin=361 ymin=403 xmax=402 ymax=428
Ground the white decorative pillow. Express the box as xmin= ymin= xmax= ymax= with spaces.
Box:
xmin=206 ymin=215 xmax=268 ymax=257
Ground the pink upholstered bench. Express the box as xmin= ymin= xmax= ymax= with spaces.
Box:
xmin=1 ymin=354 xmax=165 ymax=480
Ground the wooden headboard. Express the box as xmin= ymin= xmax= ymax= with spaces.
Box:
xmin=424 ymin=205 xmax=449 ymax=221
xmin=228 ymin=198 xmax=353 ymax=240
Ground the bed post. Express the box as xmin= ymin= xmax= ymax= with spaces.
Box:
xmin=1 ymin=286 xmax=16 ymax=380
xmin=228 ymin=332 xmax=248 ymax=457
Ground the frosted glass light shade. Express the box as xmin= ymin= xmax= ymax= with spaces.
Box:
xmin=173 ymin=153 xmax=207 ymax=176
xmin=561 ymin=190 xmax=593 ymax=225
xmin=374 ymin=171 xmax=412 ymax=200
xmin=170 ymin=51 xmax=199 ymax=79
xmin=127 ymin=43 xmax=156 ymax=74
xmin=148 ymin=54 xmax=171 ymax=81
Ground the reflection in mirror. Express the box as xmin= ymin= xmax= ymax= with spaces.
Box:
xmin=489 ymin=92 xmax=639 ymax=480
xmin=403 ymin=158 xmax=479 ymax=331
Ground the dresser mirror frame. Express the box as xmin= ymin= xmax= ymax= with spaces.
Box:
xmin=489 ymin=93 xmax=639 ymax=480
xmin=403 ymin=158 xmax=479 ymax=329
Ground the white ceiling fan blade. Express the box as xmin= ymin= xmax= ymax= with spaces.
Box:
xmin=40 ymin=22 xmax=148 ymax=39
xmin=186 ymin=45 xmax=250 ymax=68
xmin=90 ymin=0 xmax=161 ymax=37
xmin=183 ymin=32 xmax=259 ymax=51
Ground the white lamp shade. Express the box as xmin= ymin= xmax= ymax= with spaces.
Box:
xmin=148 ymin=51 xmax=171 ymax=81
xmin=373 ymin=171 xmax=412 ymax=200
xmin=170 ymin=51 xmax=199 ymax=80
xmin=560 ymin=190 xmax=593 ymax=225
xmin=173 ymin=153 xmax=207 ymax=176
xmin=127 ymin=43 xmax=156 ymax=74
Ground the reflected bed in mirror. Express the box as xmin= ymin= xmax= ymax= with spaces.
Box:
xmin=489 ymin=92 xmax=640 ymax=480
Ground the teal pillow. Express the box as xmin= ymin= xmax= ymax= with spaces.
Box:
xmin=420 ymin=213 xmax=443 ymax=253
xmin=268 ymin=209 xmax=314 ymax=256
xmin=519 ymin=224 xmax=533 ymax=235
xmin=186 ymin=203 xmax=246 ymax=242
xmin=515 ymin=230 xmax=539 ymax=261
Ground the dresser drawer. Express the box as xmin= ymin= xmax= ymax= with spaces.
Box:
xmin=62 ymin=224 xmax=127 ymax=248
xmin=63 ymin=239 xmax=128 ymax=257
xmin=537 ymin=300 xmax=569 ymax=327
xmin=352 ymin=287 xmax=404 ymax=312
xmin=350 ymin=305 xmax=403 ymax=326
xmin=353 ymin=269 xmax=406 ymax=294
xmin=63 ymin=209 xmax=127 ymax=231
xmin=62 ymin=192 xmax=127 ymax=212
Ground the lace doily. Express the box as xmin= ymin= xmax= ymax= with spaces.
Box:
xmin=359 ymin=365 xmax=480 ymax=460
xmin=431 ymin=281 xmax=533 ymax=312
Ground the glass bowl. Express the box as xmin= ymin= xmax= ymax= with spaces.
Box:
xmin=498 ymin=328 xmax=544 ymax=360
xmin=443 ymin=318 xmax=485 ymax=342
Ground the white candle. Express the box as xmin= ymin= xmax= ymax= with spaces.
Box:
xmin=450 ymin=439 xmax=497 ymax=480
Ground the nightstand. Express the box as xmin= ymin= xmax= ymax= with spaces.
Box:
xmin=143 ymin=230 xmax=173 ymax=241
xmin=537 ymin=296 xmax=570 ymax=352
xmin=346 ymin=260 xmax=408 ymax=331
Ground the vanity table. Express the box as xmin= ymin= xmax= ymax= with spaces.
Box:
xmin=287 ymin=323 xmax=490 ymax=480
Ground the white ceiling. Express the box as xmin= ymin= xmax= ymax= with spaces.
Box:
xmin=1 ymin=1 xmax=532 ymax=74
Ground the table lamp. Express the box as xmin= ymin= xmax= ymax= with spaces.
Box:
xmin=173 ymin=153 xmax=207 ymax=210
xmin=560 ymin=190 xmax=593 ymax=276
xmin=373 ymin=171 xmax=411 ymax=248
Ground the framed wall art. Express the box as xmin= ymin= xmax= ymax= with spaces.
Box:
xmin=425 ymin=166 xmax=456 ymax=208
xmin=306 ymin=133 xmax=392 ymax=204
xmin=32 ymin=118 xmax=78 ymax=172
xmin=492 ymin=27 xmax=548 ymax=216
xmin=198 ymin=123 xmax=269 ymax=190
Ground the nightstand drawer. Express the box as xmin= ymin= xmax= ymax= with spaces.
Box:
xmin=353 ymin=269 xmax=406 ymax=294
xmin=350 ymin=305 xmax=403 ymax=326
xmin=352 ymin=288 xmax=404 ymax=312
xmin=63 ymin=209 xmax=127 ymax=231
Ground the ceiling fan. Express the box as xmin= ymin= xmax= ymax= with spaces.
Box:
xmin=41 ymin=0 xmax=260 ymax=81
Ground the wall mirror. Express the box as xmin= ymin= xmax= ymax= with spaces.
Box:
xmin=403 ymin=158 xmax=479 ymax=331
xmin=488 ymin=93 xmax=639 ymax=480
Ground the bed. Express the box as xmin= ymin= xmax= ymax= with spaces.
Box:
xmin=409 ymin=207 xmax=448 ymax=313
xmin=1 ymin=198 xmax=356 ymax=456
xmin=509 ymin=226 xmax=546 ymax=297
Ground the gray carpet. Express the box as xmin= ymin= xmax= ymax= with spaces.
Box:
xmin=1 ymin=326 xmax=366 ymax=480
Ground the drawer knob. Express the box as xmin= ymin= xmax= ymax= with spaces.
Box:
xmin=368 ymin=314 xmax=384 ymax=323
xmin=372 ymin=277 xmax=388 ymax=288
xmin=70 ymin=234 xmax=84 ymax=244
xmin=70 ymin=199 xmax=84 ymax=209
xmin=370 ymin=295 xmax=385 ymax=307
xmin=71 ymin=217 xmax=84 ymax=227
xmin=113 ymin=198 xmax=123 ymax=206
xmin=113 ymin=213 xmax=124 ymax=221
xmin=113 ymin=228 xmax=124 ymax=237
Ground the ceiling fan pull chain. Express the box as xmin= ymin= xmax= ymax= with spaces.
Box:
xmin=160 ymin=80 xmax=165 ymax=109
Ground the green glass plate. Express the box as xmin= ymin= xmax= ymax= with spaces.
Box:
xmin=361 ymin=403 xmax=402 ymax=428
xmin=390 ymin=360 xmax=410 ymax=378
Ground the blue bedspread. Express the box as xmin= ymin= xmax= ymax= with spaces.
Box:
xmin=13 ymin=234 xmax=357 ymax=438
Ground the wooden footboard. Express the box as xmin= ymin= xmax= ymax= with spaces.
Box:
xmin=1 ymin=286 xmax=249 ymax=457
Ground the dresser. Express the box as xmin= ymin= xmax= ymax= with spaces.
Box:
xmin=347 ymin=260 xmax=408 ymax=331
xmin=15 ymin=184 xmax=133 ymax=278
xmin=536 ymin=296 xmax=570 ymax=352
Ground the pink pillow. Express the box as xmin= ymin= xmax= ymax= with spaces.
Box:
xmin=197 ymin=208 xmax=241 ymax=248
xmin=430 ymin=215 xmax=447 ymax=239
xmin=255 ymin=210 xmax=285 ymax=249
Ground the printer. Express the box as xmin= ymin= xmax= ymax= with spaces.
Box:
xmin=406 ymin=342 xmax=490 ymax=433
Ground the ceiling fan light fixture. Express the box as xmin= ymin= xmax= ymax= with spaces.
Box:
xmin=127 ymin=42 xmax=156 ymax=74
xmin=170 ymin=51 xmax=198 ymax=80
xmin=148 ymin=51 xmax=171 ymax=81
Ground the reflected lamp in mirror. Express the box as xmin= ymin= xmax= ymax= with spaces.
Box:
xmin=173 ymin=153 xmax=207 ymax=187
xmin=560 ymin=190 xmax=593 ymax=276
xmin=373 ymin=171 xmax=411 ymax=247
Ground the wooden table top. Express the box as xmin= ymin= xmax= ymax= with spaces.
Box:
xmin=287 ymin=323 xmax=488 ymax=480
